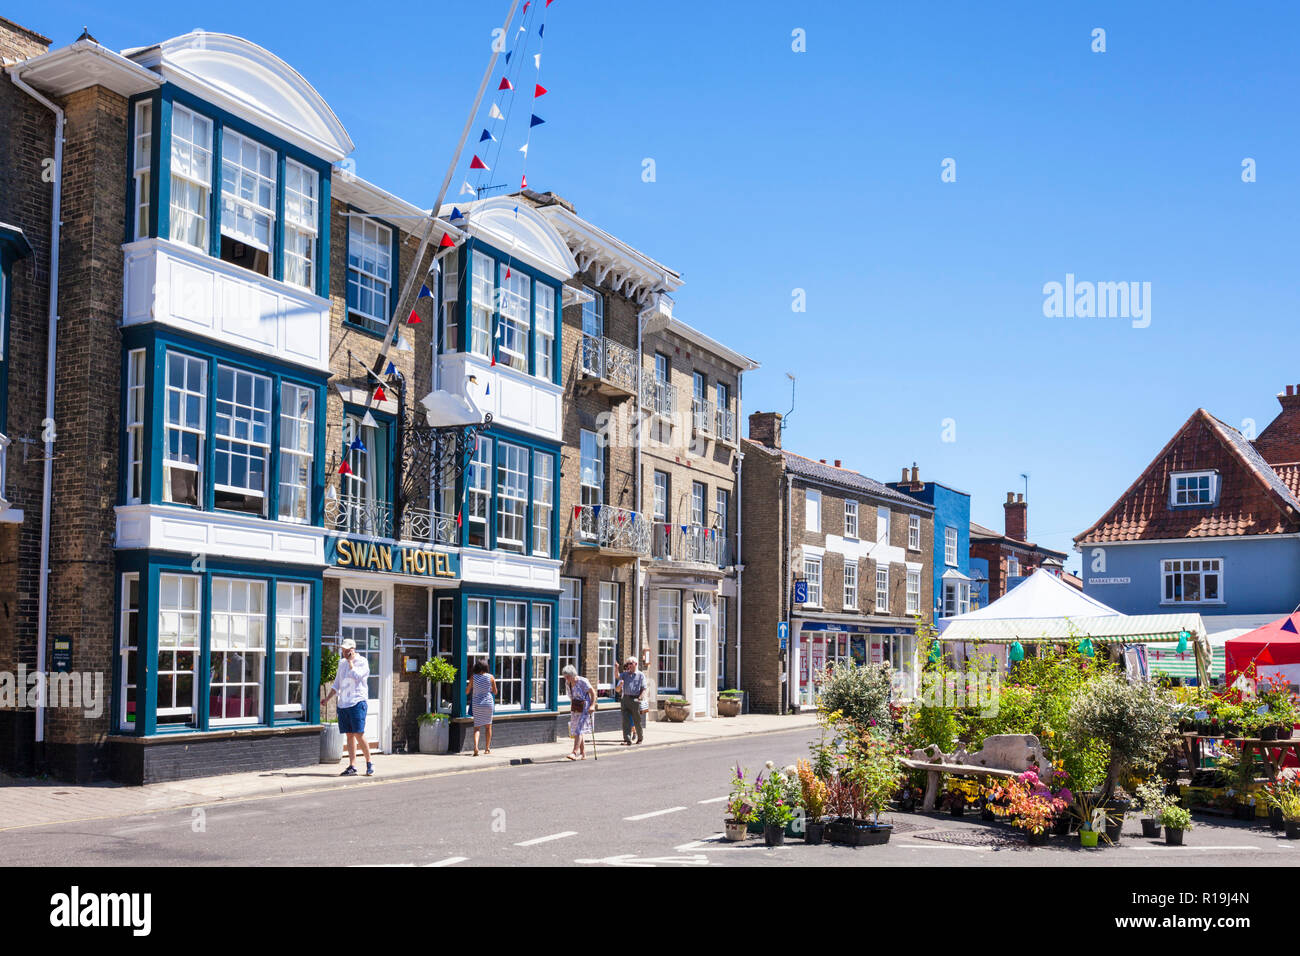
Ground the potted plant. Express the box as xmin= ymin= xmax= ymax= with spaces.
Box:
xmin=1260 ymin=779 xmax=1294 ymax=832
xmin=661 ymin=696 xmax=690 ymax=722
xmin=1161 ymin=805 xmax=1192 ymax=846
xmin=755 ymin=765 xmax=797 ymax=846
xmin=1005 ymin=772 xmax=1067 ymax=846
xmin=724 ymin=764 xmax=755 ymax=842
xmin=797 ymin=760 xmax=829 ymax=844
xmin=417 ymin=657 xmax=457 ymax=753
xmin=1067 ymin=673 xmax=1176 ymax=802
xmin=846 ymin=732 xmax=901 ymax=845
xmin=1134 ymin=780 xmax=1174 ymax=839
xmin=1072 ymin=790 xmax=1116 ymax=848
xmin=717 ymin=689 xmax=743 ymax=717
xmin=319 ymin=647 xmax=344 ymax=764
xmin=1279 ymin=790 xmax=1300 ymax=839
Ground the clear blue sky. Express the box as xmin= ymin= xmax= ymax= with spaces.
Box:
xmin=25 ymin=1 xmax=1300 ymax=570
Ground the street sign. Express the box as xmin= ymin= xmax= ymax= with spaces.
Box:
xmin=778 ymin=622 xmax=788 ymax=652
xmin=793 ymin=580 xmax=808 ymax=604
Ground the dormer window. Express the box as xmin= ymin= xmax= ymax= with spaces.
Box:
xmin=1170 ymin=470 xmax=1217 ymax=507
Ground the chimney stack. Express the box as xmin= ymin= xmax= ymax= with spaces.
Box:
xmin=748 ymin=411 xmax=783 ymax=450
xmin=901 ymin=466 xmax=910 ymax=483
xmin=1004 ymin=491 xmax=1028 ymax=542
xmin=910 ymin=462 xmax=921 ymax=490
xmin=1251 ymin=384 xmax=1300 ymax=465
xmin=833 ymin=459 xmax=841 ymax=468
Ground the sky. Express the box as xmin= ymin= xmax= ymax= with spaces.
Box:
xmin=21 ymin=1 xmax=1300 ymax=570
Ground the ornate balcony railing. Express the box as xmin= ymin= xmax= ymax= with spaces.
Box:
xmin=575 ymin=503 xmax=651 ymax=555
xmin=651 ymin=522 xmax=730 ymax=568
xmin=579 ymin=333 xmax=638 ymax=395
xmin=641 ymin=377 xmax=676 ymax=417
xmin=324 ymin=493 xmax=392 ymax=539
xmin=714 ymin=407 xmax=736 ymax=442
xmin=691 ymin=397 xmax=715 ymax=434
xmin=400 ymin=505 xmax=459 ymax=547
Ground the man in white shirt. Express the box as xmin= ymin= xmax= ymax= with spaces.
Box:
xmin=321 ymin=637 xmax=373 ymax=776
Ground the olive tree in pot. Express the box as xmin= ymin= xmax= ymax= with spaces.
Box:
xmin=319 ymin=648 xmax=344 ymax=764
xmin=417 ymin=657 xmax=458 ymax=754
xmin=1067 ymin=672 xmax=1176 ymax=804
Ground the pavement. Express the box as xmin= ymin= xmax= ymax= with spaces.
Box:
xmin=0 ymin=712 xmax=820 ymax=832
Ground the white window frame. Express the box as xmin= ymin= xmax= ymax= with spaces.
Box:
xmin=209 ymin=577 xmax=267 ymax=727
xmin=844 ymin=499 xmax=858 ymax=538
xmin=559 ymin=579 xmax=581 ymax=701
xmin=943 ymin=580 xmax=971 ymax=617
xmin=347 ymin=217 xmax=393 ymax=334
xmin=466 ymin=436 xmax=491 ymax=548
xmin=715 ymin=488 xmax=730 ymax=541
xmin=653 ymin=471 xmax=669 ymax=522
xmin=168 ymin=104 xmax=213 ymax=252
xmin=494 ymin=599 xmax=528 ymax=710
xmin=580 ymin=429 xmax=603 ymax=509
xmin=717 ymin=596 xmax=729 ymax=690
xmin=876 ymin=566 xmax=890 ymax=614
xmin=274 ymin=581 xmax=311 ymax=718
xmin=164 ymin=351 xmax=206 ymax=507
xmin=535 ymin=283 xmax=555 ymax=380
xmin=214 ymin=364 xmax=273 ymax=515
xmin=691 ymin=481 xmax=706 ymax=527
xmin=876 ymin=506 xmax=890 ymax=545
xmin=805 ymin=489 xmax=821 ymax=533
xmin=282 ymin=159 xmax=318 ymax=291
xmin=1161 ymin=558 xmax=1223 ymax=605
xmin=804 ymin=556 xmax=823 ymax=607
xmin=1170 ymin=470 xmax=1217 ymax=507
xmin=843 ymin=560 xmax=857 ymax=610
xmin=219 ymin=128 xmax=277 ymax=260
xmin=277 ymin=382 xmax=314 ymax=523
xmin=470 ymin=250 xmax=494 ymax=357
xmin=530 ymin=603 xmax=552 ymax=709
xmin=656 ymin=589 xmax=682 ymax=693
xmin=908 ymin=514 xmax=921 ymax=550
xmin=532 ymin=451 xmax=553 ymax=557
xmin=466 ymin=597 xmax=491 ymax=659
xmin=906 ymin=570 xmax=921 ymax=614
xmin=125 ymin=349 xmax=147 ymax=504
xmin=157 ymin=573 xmax=201 ymax=726
xmin=118 ymin=573 xmax=140 ymax=731
xmin=133 ymin=100 xmax=152 ymax=242
xmin=498 ymin=266 xmax=531 ymax=372
xmin=598 ymin=582 xmax=618 ymax=692
xmin=944 ymin=526 xmax=958 ymax=566
xmin=495 ymin=441 xmax=528 ymax=553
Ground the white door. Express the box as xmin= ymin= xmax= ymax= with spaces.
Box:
xmin=340 ymin=622 xmax=387 ymax=750
xmin=692 ymin=617 xmax=710 ymax=717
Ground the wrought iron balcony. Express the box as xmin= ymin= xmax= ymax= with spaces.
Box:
xmin=325 ymin=493 xmax=393 ymax=539
xmin=579 ymin=333 xmax=638 ymax=398
xmin=400 ymin=505 xmax=459 ymax=547
xmin=714 ymin=407 xmax=736 ymax=442
xmin=574 ymin=503 xmax=651 ymax=556
xmin=641 ymin=377 xmax=677 ymax=418
xmin=691 ymin=397 xmax=715 ymax=435
xmin=651 ymin=522 xmax=730 ymax=569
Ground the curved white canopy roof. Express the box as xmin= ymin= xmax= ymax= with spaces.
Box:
xmin=127 ymin=32 xmax=353 ymax=162
xmin=441 ymin=197 xmax=578 ymax=281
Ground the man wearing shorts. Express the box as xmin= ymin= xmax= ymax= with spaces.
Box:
xmin=322 ymin=637 xmax=373 ymax=776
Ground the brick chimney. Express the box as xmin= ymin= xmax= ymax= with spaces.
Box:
xmin=1253 ymin=384 xmax=1300 ymax=465
xmin=909 ymin=462 xmax=922 ymax=491
xmin=1004 ymin=492 xmax=1027 ymax=542
xmin=748 ymin=411 xmax=783 ymax=450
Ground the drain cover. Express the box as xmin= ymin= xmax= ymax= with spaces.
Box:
xmin=911 ymin=829 xmax=1028 ymax=848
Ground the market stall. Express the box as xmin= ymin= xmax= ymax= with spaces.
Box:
xmin=1225 ymin=613 xmax=1300 ymax=688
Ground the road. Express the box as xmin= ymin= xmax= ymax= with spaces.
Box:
xmin=0 ymin=728 xmax=1296 ymax=866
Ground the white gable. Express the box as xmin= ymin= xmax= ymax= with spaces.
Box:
xmin=129 ymin=32 xmax=353 ymax=162
xmin=455 ymin=197 xmax=578 ymax=281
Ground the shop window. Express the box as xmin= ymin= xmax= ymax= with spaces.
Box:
xmin=531 ymin=603 xmax=552 ymax=709
xmin=657 ymin=589 xmax=681 ymax=692
xmin=209 ymin=577 xmax=267 ymax=725
xmin=157 ymin=573 xmax=201 ymax=726
xmin=275 ymin=582 xmax=310 ymax=719
xmin=494 ymin=600 xmax=527 ymax=708
xmin=466 ymin=598 xmax=491 ymax=665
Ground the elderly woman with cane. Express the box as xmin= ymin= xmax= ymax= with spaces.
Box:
xmin=562 ymin=665 xmax=597 ymax=760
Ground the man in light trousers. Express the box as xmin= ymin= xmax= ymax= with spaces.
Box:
xmin=615 ymin=657 xmax=646 ymax=745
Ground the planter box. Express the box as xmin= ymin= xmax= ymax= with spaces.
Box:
xmin=717 ymin=696 xmax=742 ymax=717
xmin=1165 ymin=828 xmax=1185 ymax=846
xmin=418 ymin=719 xmax=450 ymax=754
xmin=320 ymin=723 xmax=344 ymax=763
xmin=662 ymin=702 xmax=689 ymax=723
xmin=827 ymin=818 xmax=892 ymax=846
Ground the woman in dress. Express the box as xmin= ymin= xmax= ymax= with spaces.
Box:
xmin=466 ymin=659 xmax=496 ymax=756
xmin=562 ymin=664 xmax=597 ymax=760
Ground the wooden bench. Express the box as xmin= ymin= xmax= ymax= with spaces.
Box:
xmin=900 ymin=734 xmax=1053 ymax=811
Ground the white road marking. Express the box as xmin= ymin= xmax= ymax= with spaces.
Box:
xmin=697 ymin=796 xmax=729 ymax=804
xmin=1123 ymin=844 xmax=1259 ymax=852
xmin=423 ymin=856 xmax=468 ymax=867
xmin=574 ymin=853 xmax=708 ymax=867
xmin=675 ymin=834 xmax=727 ymax=852
xmin=514 ymin=830 xmax=578 ymax=847
xmin=897 ymin=842 xmax=985 ymax=853
xmin=624 ymin=806 xmax=687 ymax=821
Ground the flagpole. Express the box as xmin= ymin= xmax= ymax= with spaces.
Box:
xmin=370 ymin=0 xmax=524 ymax=381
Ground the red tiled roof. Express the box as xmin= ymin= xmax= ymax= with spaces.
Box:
xmin=1075 ymin=409 xmax=1300 ymax=543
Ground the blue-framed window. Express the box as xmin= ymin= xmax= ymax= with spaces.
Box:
xmin=127 ymin=85 xmax=332 ymax=300
xmin=459 ymin=428 xmax=559 ymax=557
xmin=457 ymin=589 xmax=559 ymax=715
xmin=344 ymin=213 xmax=403 ymax=338
xmin=115 ymin=555 xmax=322 ymax=735
xmin=0 ymin=225 xmax=33 ymax=440
xmin=336 ymin=404 xmax=396 ymax=538
xmin=121 ymin=327 xmax=327 ymax=523
xmin=454 ymin=239 xmax=562 ymax=384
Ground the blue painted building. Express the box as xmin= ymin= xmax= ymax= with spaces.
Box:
xmin=888 ymin=467 xmax=973 ymax=620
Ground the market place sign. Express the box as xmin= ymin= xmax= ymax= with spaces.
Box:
xmin=328 ymin=537 xmax=458 ymax=579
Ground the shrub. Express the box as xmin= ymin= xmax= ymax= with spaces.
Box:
xmin=419 ymin=656 xmax=458 ymax=685
xmin=1161 ymin=805 xmax=1192 ymax=831
xmin=816 ymin=660 xmax=892 ymax=732
xmin=319 ymin=647 xmax=339 ymax=688
xmin=1068 ymin=673 xmax=1176 ymax=798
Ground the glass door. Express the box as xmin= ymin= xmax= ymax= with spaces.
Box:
xmin=692 ymin=617 xmax=710 ymax=717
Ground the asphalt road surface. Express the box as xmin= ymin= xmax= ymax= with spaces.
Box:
xmin=1 ymin=729 xmax=1296 ymax=867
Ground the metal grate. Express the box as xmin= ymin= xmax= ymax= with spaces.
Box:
xmin=911 ymin=829 xmax=1029 ymax=848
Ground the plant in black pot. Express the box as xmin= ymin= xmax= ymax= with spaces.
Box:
xmin=1278 ymin=789 xmax=1300 ymax=840
xmin=846 ymin=730 xmax=902 ymax=846
xmin=754 ymin=765 xmax=798 ymax=847
xmin=1161 ymin=805 xmax=1192 ymax=846
xmin=796 ymin=760 xmax=829 ymax=845
xmin=1066 ymin=672 xmax=1177 ymax=805
xmin=1133 ymin=780 xmax=1174 ymax=839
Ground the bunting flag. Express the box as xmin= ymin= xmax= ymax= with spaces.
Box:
xmin=534 ymin=53 xmax=541 ymax=69
xmin=498 ymin=77 xmax=513 ymax=91
xmin=489 ymin=103 xmax=505 ymax=120
xmin=504 ymin=49 xmax=513 ymax=65
xmin=361 ymin=411 xmax=378 ymax=428
xmin=546 ymin=0 xmax=554 ymax=6
xmin=539 ymin=23 xmax=545 ymax=38
xmin=456 ymin=510 xmax=463 ymax=528
xmin=521 ymin=173 xmax=528 ymax=189
xmin=534 ymin=84 xmax=548 ymax=98
xmin=485 ymin=382 xmax=490 ymax=396
xmin=349 ymin=437 xmax=367 ymax=454
xmin=407 ymin=308 xmax=421 ymax=324
xmin=373 ymin=385 xmax=387 ymax=402
xmin=523 ymin=0 xmax=530 ymax=10
xmin=338 ymin=460 xmax=353 ymax=476
xmin=1008 ymin=641 xmax=1025 ymax=664
xmin=530 ymin=114 xmax=545 ymax=127
xmin=479 ymin=129 xmax=496 ymax=143
xmin=460 ymin=181 xmax=476 ymax=196
xmin=385 ymin=361 xmax=396 ymax=376
xmin=439 ymin=232 xmax=456 ymax=248
xmin=518 ymin=143 xmax=529 ymax=158
xmin=573 ymin=504 xmax=582 ymax=520
xmin=418 ymin=284 xmax=434 ymax=299
xmin=395 ymin=335 xmax=412 ymax=353
xmin=449 ymin=207 xmax=465 ymax=222
xmin=504 ymin=267 xmax=512 ymax=279
xmin=470 ymin=155 xmax=489 ymax=170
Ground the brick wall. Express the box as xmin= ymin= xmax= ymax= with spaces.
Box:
xmin=739 ymin=440 xmax=785 ymax=712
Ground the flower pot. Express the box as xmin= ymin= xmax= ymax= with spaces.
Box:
xmin=949 ymin=803 xmax=965 ymax=817
xmin=1140 ymin=818 xmax=1162 ymax=839
xmin=717 ymin=696 xmax=742 ymax=717
xmin=1079 ymin=829 xmax=1100 ymax=848
xmin=1165 ymin=827 xmax=1185 ymax=846
xmin=763 ymin=824 xmax=785 ymax=847
xmin=418 ymin=718 xmax=449 ymax=754
xmin=1233 ymin=803 xmax=1255 ymax=821
xmin=1024 ymin=829 xmax=1048 ymax=846
xmin=1269 ymin=807 xmax=1285 ymax=831
xmin=724 ymin=820 xmax=748 ymax=843
xmin=804 ymin=821 xmax=826 ymax=845
xmin=320 ymin=722 xmax=344 ymax=763
xmin=1285 ymin=820 xmax=1300 ymax=840
xmin=1053 ymin=815 xmax=1072 ymax=836
xmin=1260 ymin=725 xmax=1278 ymax=742
xmin=1104 ymin=818 xmax=1123 ymax=844
xmin=1279 ymin=725 xmax=1294 ymax=740
xmin=858 ymin=824 xmax=892 ymax=846
xmin=662 ymin=701 xmax=689 ymax=723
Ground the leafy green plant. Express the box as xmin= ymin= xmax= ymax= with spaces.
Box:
xmin=319 ymin=647 xmax=339 ymax=688
xmin=719 ymin=688 xmax=743 ymax=698
xmin=416 ymin=712 xmax=449 ymax=725
xmin=419 ymin=657 xmax=458 ymax=685
xmin=796 ymin=760 xmax=828 ymax=820
xmin=1161 ymin=805 xmax=1192 ymax=831
xmin=1067 ymin=673 xmax=1176 ymax=798
xmin=1134 ymin=780 xmax=1176 ymax=820
xmin=1278 ymin=790 xmax=1300 ymax=823
xmin=727 ymin=764 xmax=756 ymax=823
xmin=816 ymin=660 xmax=892 ymax=732
xmin=754 ymin=765 xmax=798 ymax=827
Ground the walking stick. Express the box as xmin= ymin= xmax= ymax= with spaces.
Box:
xmin=589 ymin=696 xmax=598 ymax=762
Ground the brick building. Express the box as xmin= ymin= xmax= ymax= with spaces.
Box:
xmin=969 ymin=492 xmax=1067 ymax=606
xmin=740 ymin=412 xmax=935 ymax=714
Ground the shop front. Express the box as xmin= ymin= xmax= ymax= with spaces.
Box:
xmin=792 ymin=619 xmax=918 ymax=710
